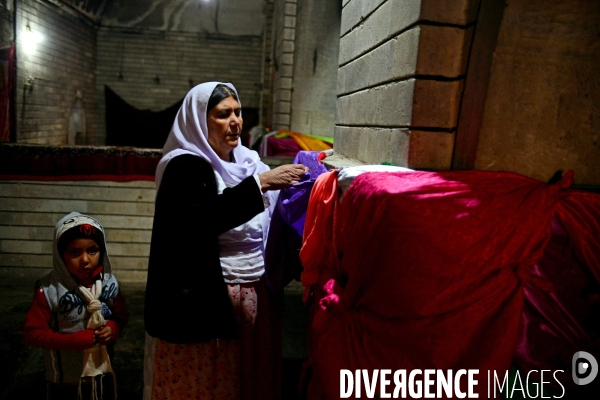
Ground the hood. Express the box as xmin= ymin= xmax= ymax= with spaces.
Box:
xmin=53 ymin=212 xmax=113 ymax=289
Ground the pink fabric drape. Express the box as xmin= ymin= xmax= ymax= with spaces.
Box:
xmin=300 ymin=170 xmax=600 ymax=399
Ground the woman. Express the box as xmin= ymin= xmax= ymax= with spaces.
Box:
xmin=144 ymin=82 xmax=307 ymax=399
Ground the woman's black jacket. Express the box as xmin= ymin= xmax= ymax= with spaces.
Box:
xmin=144 ymin=154 xmax=265 ymax=343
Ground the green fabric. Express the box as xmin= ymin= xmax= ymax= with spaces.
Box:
xmin=272 ymin=131 xmax=334 ymax=144
xmin=309 ymin=134 xmax=334 ymax=144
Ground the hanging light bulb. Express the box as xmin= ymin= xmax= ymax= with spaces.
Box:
xmin=23 ymin=24 xmax=43 ymax=55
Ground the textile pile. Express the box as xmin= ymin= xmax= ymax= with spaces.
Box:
xmin=299 ymin=169 xmax=600 ymax=399
xmin=257 ymin=130 xmax=333 ymax=158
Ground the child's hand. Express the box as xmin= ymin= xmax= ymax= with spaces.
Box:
xmin=94 ymin=325 xmax=113 ymax=345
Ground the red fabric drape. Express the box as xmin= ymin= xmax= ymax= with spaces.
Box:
xmin=557 ymin=190 xmax=600 ymax=284
xmin=514 ymin=189 xmax=600 ymax=396
xmin=300 ymin=170 xmax=339 ymax=302
xmin=300 ymin=170 xmax=600 ymax=399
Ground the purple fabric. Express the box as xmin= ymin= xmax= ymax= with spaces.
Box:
xmin=264 ymin=151 xmax=328 ymax=292
xmin=277 ymin=151 xmax=329 ymax=236
xmin=294 ymin=150 xmax=329 ymax=181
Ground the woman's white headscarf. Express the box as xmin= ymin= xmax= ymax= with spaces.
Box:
xmin=155 ymin=82 xmax=267 ymax=190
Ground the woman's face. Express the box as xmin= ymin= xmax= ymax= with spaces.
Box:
xmin=207 ymin=96 xmax=243 ymax=161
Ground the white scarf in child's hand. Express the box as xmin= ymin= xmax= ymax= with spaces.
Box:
xmin=79 ymin=280 xmax=114 ymax=379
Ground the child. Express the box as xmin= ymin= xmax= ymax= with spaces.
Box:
xmin=23 ymin=212 xmax=130 ymax=400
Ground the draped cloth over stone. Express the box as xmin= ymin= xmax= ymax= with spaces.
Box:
xmin=300 ymin=170 xmax=600 ymax=399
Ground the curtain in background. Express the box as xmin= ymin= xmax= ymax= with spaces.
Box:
xmin=105 ymin=86 xmax=260 ymax=149
xmin=105 ymin=85 xmax=182 ymax=149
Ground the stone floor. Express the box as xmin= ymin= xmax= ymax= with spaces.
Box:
xmin=0 ymin=277 xmax=309 ymax=400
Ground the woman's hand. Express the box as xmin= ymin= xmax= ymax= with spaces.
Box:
xmin=94 ymin=325 xmax=113 ymax=345
xmin=258 ymin=164 xmax=309 ymax=192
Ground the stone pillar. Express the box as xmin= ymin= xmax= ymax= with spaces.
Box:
xmin=473 ymin=0 xmax=600 ymax=185
xmin=334 ymin=0 xmax=478 ymax=169
xmin=289 ymin=0 xmax=341 ymax=137
xmin=0 ymin=1 xmax=15 ymax=48
xmin=270 ymin=0 xmax=298 ymax=131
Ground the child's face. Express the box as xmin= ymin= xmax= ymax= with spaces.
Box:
xmin=62 ymin=238 xmax=101 ymax=282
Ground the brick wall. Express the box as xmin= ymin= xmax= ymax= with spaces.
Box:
xmin=270 ymin=0 xmax=297 ymax=131
xmin=0 ymin=179 xmax=155 ymax=282
xmin=7 ymin=1 xmax=266 ymax=145
xmin=0 ymin=154 xmax=296 ymax=283
xmin=15 ymin=0 xmax=98 ymax=145
xmin=334 ymin=0 xmax=476 ymax=169
xmin=95 ymin=28 xmax=263 ymax=145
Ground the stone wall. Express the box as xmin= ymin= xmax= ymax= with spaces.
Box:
xmin=334 ymin=0 xmax=600 ymax=184
xmin=15 ymin=0 xmax=98 ymax=145
xmin=0 ymin=1 xmax=14 ymax=47
xmin=2 ymin=0 xmax=268 ymax=145
xmin=289 ymin=0 xmax=340 ymax=138
xmin=474 ymin=0 xmax=600 ymax=185
xmin=334 ymin=0 xmax=477 ymax=169
xmin=270 ymin=0 xmax=297 ymax=131
xmin=261 ymin=0 xmax=275 ymax=126
xmin=0 ymin=179 xmax=155 ymax=282
xmin=95 ymin=28 xmax=263 ymax=145
xmin=0 ymin=154 xmax=295 ymax=283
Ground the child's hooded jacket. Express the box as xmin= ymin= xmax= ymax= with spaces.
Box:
xmin=24 ymin=212 xmax=128 ymax=385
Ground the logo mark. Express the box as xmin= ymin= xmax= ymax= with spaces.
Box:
xmin=572 ymin=351 xmax=598 ymax=385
